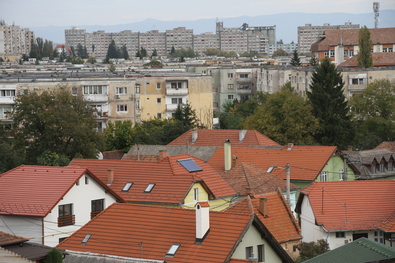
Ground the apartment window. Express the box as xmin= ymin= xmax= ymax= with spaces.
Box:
xmin=336 ymin=232 xmax=345 ymax=238
xmin=135 ymin=84 xmax=140 ymax=94
xmin=116 ymin=87 xmax=127 ymax=94
xmin=157 ymin=113 xmax=162 ymax=119
xmin=0 ymin=90 xmax=16 ymax=97
xmin=58 ymin=204 xmax=74 ymax=227
xmin=239 ymin=73 xmax=249 ymax=78
xmin=91 ymin=199 xmax=104 ymax=219
xmin=227 ymin=84 xmax=234 ymax=89
xmin=228 ymin=95 xmax=234 ymax=100
xmin=320 ymin=171 xmax=328 ymax=182
xmin=171 ymin=82 xmax=183 ymax=89
xmin=193 ymin=188 xmax=199 ymax=201
xmin=136 ymin=100 xmax=140 ymax=109
xmin=157 ymin=98 xmax=162 ymax=104
xmin=83 ymin=85 xmax=108 ymax=95
xmin=117 ymin=105 xmax=127 ymax=112
xmin=239 ymin=84 xmax=250 ymax=90
xmin=228 ymin=73 xmax=233 ymax=78
xmin=72 ymin=87 xmax=78 ymax=95
xmin=171 ymin=98 xmax=183 ymax=104
xmin=258 ymin=244 xmax=265 ymax=262
xmin=156 ymin=82 xmax=161 ymax=89
xmin=330 ymin=50 xmax=335 ymax=57
xmin=245 ymin=246 xmax=253 ymax=259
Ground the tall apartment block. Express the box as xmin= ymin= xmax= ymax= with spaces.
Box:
xmin=297 ymin=22 xmax=359 ymax=54
xmin=65 ymin=22 xmax=276 ymax=59
xmin=0 ymin=22 xmax=35 ymax=57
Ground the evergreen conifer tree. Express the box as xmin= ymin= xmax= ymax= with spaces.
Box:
xmin=357 ymin=26 xmax=373 ymax=68
xmin=290 ymin=49 xmax=301 ymax=66
xmin=307 ymin=58 xmax=355 ymax=149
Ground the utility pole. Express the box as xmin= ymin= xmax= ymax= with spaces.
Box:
xmin=374 ymin=2 xmax=380 ymax=29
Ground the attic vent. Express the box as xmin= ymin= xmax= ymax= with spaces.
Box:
xmin=178 ymin=159 xmax=202 ymax=172
xmin=81 ymin=234 xmax=91 ymax=245
xmin=166 ymin=244 xmax=181 ymax=257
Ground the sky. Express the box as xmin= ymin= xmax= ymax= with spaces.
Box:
xmin=1 ymin=0 xmax=395 ymax=28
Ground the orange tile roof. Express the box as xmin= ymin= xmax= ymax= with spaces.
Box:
xmin=167 ymin=129 xmax=281 ymax=147
xmin=338 ymin=52 xmax=395 ymax=67
xmin=57 ymin=203 xmax=254 ymax=263
xmin=0 ymin=165 xmax=123 ymax=217
xmin=225 ymin=190 xmax=302 ymax=244
xmin=375 ymin=141 xmax=395 ymax=152
xmin=297 ymin=181 xmax=395 ymax=231
xmin=221 ymin=163 xmax=300 ymax=196
xmin=377 ymin=211 xmax=395 ymax=232
xmin=311 ymin=27 xmax=395 ymax=51
xmin=102 ymin=150 xmax=125 ymax=160
xmin=0 ymin=231 xmax=29 ymax=246
xmin=208 ymin=146 xmax=337 ymax=181
xmin=70 ymin=154 xmax=236 ymax=204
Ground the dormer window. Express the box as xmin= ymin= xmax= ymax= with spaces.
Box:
xmin=371 ymin=165 xmax=376 ymax=174
xmin=122 ymin=182 xmax=133 ymax=192
xmin=388 ymin=162 xmax=393 ymax=171
xmin=166 ymin=244 xmax=181 ymax=257
xmin=379 ymin=162 xmax=384 ymax=173
xmin=144 ymin=183 xmax=155 ymax=193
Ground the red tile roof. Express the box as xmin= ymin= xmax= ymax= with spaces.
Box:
xmin=375 ymin=141 xmax=395 ymax=152
xmin=57 ymin=203 xmax=254 ymax=263
xmin=208 ymin=145 xmax=337 ymax=181
xmin=102 ymin=150 xmax=125 ymax=160
xmin=377 ymin=211 xmax=395 ymax=233
xmin=0 ymin=231 xmax=28 ymax=246
xmin=297 ymin=181 xmax=395 ymax=231
xmin=338 ymin=52 xmax=395 ymax=67
xmin=167 ymin=129 xmax=281 ymax=147
xmin=225 ymin=190 xmax=302 ymax=244
xmin=0 ymin=165 xmax=124 ymax=217
xmin=70 ymin=154 xmax=236 ymax=204
xmin=221 ymin=163 xmax=300 ymax=196
xmin=311 ymin=27 xmax=395 ymax=51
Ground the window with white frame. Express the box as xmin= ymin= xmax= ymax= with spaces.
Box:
xmin=324 ymin=51 xmax=329 ymax=57
xmin=171 ymin=98 xmax=183 ymax=104
xmin=239 ymin=73 xmax=249 ymax=78
xmin=0 ymin=90 xmax=16 ymax=97
xmin=136 ymin=100 xmax=140 ymax=109
xmin=245 ymin=246 xmax=253 ymax=259
xmin=156 ymin=82 xmax=161 ymax=89
xmin=116 ymin=87 xmax=127 ymax=94
xmin=330 ymin=50 xmax=335 ymax=57
xmin=228 ymin=95 xmax=234 ymax=100
xmin=227 ymin=84 xmax=234 ymax=89
xmin=374 ymin=231 xmax=384 ymax=243
xmin=0 ymin=107 xmax=12 ymax=119
xmin=117 ymin=104 xmax=128 ymax=112
xmin=228 ymin=73 xmax=233 ymax=78
xmin=135 ymin=84 xmax=140 ymax=94
xmin=83 ymin=85 xmax=108 ymax=95
xmin=320 ymin=171 xmax=328 ymax=181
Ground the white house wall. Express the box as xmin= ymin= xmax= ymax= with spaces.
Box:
xmin=0 ymin=215 xmax=42 ymax=242
xmin=43 ymin=173 xmax=118 ymax=247
xmin=300 ymin=197 xmax=325 ymax=243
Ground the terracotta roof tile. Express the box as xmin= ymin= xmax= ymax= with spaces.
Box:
xmin=225 ymin=191 xmax=302 ymax=244
xmin=57 ymin=203 xmax=253 ymax=263
xmin=377 ymin=211 xmax=395 ymax=232
xmin=311 ymin=27 xmax=395 ymax=51
xmin=70 ymin=154 xmax=236 ymax=204
xmin=221 ymin=163 xmax=300 ymax=196
xmin=338 ymin=52 xmax=395 ymax=67
xmin=299 ymin=181 xmax=395 ymax=231
xmin=168 ymin=129 xmax=280 ymax=147
xmin=208 ymin=146 xmax=337 ymax=181
xmin=0 ymin=231 xmax=28 ymax=246
xmin=102 ymin=150 xmax=125 ymax=160
xmin=375 ymin=141 xmax=395 ymax=152
xmin=0 ymin=165 xmax=115 ymax=217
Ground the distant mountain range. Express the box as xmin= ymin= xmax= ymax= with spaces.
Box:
xmin=30 ymin=10 xmax=395 ymax=45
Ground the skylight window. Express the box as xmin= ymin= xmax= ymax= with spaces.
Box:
xmin=144 ymin=183 xmax=156 ymax=193
xmin=122 ymin=182 xmax=133 ymax=192
xmin=166 ymin=244 xmax=181 ymax=256
xmin=81 ymin=234 xmax=91 ymax=245
xmin=177 ymin=159 xmax=202 ymax=172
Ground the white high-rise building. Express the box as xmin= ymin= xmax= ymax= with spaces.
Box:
xmin=0 ymin=22 xmax=35 ymax=57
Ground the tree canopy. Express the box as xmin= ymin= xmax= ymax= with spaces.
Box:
xmin=290 ymin=49 xmax=301 ymax=66
xmin=272 ymin=48 xmax=288 ymax=57
xmin=12 ymin=85 xmax=104 ymax=164
xmin=357 ymin=26 xmax=373 ymax=68
xmin=307 ymin=58 xmax=355 ymax=149
xmin=295 ymin=239 xmax=329 ymax=262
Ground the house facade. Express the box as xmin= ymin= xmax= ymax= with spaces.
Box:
xmin=0 ymin=166 xmax=124 ymax=247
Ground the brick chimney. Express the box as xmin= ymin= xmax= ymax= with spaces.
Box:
xmin=239 ymin=130 xmax=247 ymax=142
xmin=158 ymin=150 xmax=167 ymax=160
xmin=224 ymin=139 xmax=232 ymax=171
xmin=107 ymin=168 xmax=114 ymax=185
xmin=259 ymin=197 xmax=268 ymax=217
xmin=195 ymin=202 xmax=210 ymax=244
xmin=231 ymin=155 xmax=238 ymax=168
xmin=192 ymin=129 xmax=198 ymax=144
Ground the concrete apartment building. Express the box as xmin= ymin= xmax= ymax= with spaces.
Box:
xmin=0 ymin=22 xmax=35 ymax=59
xmin=268 ymin=42 xmax=298 ymax=56
xmin=297 ymin=22 xmax=359 ymax=54
xmin=0 ymin=67 xmax=213 ymax=130
xmin=64 ymin=22 xmax=276 ymax=59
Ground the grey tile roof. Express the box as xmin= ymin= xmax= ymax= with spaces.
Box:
xmin=64 ymin=250 xmax=165 ymax=263
xmin=0 ymin=247 xmax=34 ymax=263
xmin=4 ymin=242 xmax=67 ymax=261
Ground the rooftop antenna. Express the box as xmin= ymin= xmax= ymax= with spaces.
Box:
xmin=373 ymin=2 xmax=380 ymax=28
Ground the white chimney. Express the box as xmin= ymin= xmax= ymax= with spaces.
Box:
xmin=107 ymin=168 xmax=114 ymax=185
xmin=195 ymin=202 xmax=210 ymax=244
xmin=224 ymin=139 xmax=232 ymax=171
xmin=192 ymin=129 xmax=198 ymax=144
xmin=239 ymin=130 xmax=247 ymax=142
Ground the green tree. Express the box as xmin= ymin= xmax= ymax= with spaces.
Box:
xmin=37 ymin=150 xmax=70 ymax=166
xmin=357 ymin=26 xmax=373 ymax=68
xmin=240 ymin=50 xmax=260 ymax=58
xmin=170 ymin=46 xmax=176 ymax=56
xmin=295 ymin=239 xmax=329 ymax=262
xmin=44 ymin=248 xmax=63 ymax=263
xmin=121 ymin=45 xmax=129 ymax=60
xmin=244 ymin=84 xmax=320 ymax=145
xmin=350 ymin=79 xmax=395 ymax=149
xmin=309 ymin=55 xmax=319 ymax=66
xmin=174 ymin=102 xmax=205 ymax=129
xmin=12 ymin=85 xmax=104 ymax=164
xmin=0 ymin=125 xmax=24 ymax=173
xmin=151 ymin=49 xmax=158 ymax=57
xmin=290 ymin=49 xmax=301 ymax=66
xmin=106 ymin=40 xmax=119 ymax=59
xmin=77 ymin=43 xmax=88 ymax=59
xmin=105 ymin=120 xmax=134 ymax=151
xmin=108 ymin=62 xmax=116 ymax=72
xmin=272 ymin=48 xmax=288 ymax=57
xmin=307 ymin=58 xmax=355 ymax=149
xmin=143 ymin=60 xmax=163 ymax=67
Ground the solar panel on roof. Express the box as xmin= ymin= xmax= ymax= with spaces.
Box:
xmin=178 ymin=159 xmax=203 ymax=172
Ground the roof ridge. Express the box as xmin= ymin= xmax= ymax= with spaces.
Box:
xmin=276 ymin=188 xmax=301 ymax=233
